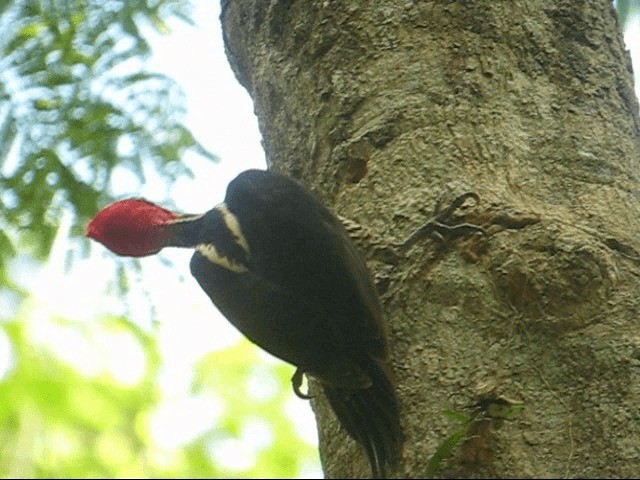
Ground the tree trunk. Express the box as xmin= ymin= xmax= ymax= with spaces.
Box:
xmin=221 ymin=0 xmax=640 ymax=477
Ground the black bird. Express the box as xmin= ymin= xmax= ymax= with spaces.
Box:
xmin=87 ymin=169 xmax=403 ymax=477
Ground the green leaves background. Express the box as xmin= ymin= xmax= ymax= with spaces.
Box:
xmin=0 ymin=0 xmax=317 ymax=477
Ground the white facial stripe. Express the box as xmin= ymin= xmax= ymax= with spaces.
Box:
xmin=167 ymin=213 xmax=205 ymax=224
xmin=196 ymin=244 xmax=248 ymax=273
xmin=216 ymin=203 xmax=250 ymax=254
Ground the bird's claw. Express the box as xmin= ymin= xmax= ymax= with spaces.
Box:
xmin=292 ymin=368 xmax=312 ymax=400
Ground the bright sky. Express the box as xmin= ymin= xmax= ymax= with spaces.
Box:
xmin=1 ymin=2 xmax=639 ymax=478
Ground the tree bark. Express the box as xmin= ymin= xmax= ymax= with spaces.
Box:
xmin=221 ymin=0 xmax=640 ymax=477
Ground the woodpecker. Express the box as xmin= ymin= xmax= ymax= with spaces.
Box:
xmin=87 ymin=169 xmax=403 ymax=478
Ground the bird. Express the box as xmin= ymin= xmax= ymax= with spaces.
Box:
xmin=86 ymin=168 xmax=403 ymax=478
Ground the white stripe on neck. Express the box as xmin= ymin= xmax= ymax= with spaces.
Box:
xmin=215 ymin=203 xmax=250 ymax=255
xmin=196 ymin=243 xmax=248 ymax=273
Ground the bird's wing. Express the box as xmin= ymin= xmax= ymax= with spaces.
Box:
xmin=225 ymin=170 xmax=388 ymax=356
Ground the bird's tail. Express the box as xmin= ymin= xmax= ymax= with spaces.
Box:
xmin=322 ymin=358 xmax=402 ymax=478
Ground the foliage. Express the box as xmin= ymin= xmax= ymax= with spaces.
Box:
xmin=0 ymin=0 xmax=215 ymax=262
xmin=0 ymin=308 xmax=317 ymax=477
xmin=0 ymin=314 xmax=160 ymax=477
xmin=0 ymin=0 xmax=318 ymax=478
xmin=194 ymin=343 xmax=320 ymax=478
xmin=425 ymin=410 xmax=472 ymax=478
xmin=615 ymin=0 xmax=640 ymax=29
xmin=426 ymin=402 xmax=524 ymax=476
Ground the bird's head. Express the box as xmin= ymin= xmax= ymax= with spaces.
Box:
xmin=86 ymin=198 xmax=179 ymax=257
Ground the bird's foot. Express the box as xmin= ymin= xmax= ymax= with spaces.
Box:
xmin=400 ymin=191 xmax=486 ymax=251
xmin=291 ymin=368 xmax=312 ymax=400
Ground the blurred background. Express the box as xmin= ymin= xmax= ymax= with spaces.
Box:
xmin=0 ymin=1 xmax=638 ymax=477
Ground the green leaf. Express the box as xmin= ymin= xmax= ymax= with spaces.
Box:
xmin=486 ymin=401 xmax=524 ymax=420
xmin=425 ymin=425 xmax=469 ymax=477
xmin=34 ymin=98 xmax=62 ymax=110
xmin=149 ymin=14 xmax=172 ymax=34
xmin=442 ymin=409 xmax=472 ymax=424
xmin=0 ymin=114 xmax=17 ymax=167
xmin=17 ymin=22 xmax=48 ymax=39
xmin=0 ymin=230 xmax=17 ymax=267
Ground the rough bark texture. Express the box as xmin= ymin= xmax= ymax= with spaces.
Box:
xmin=221 ymin=0 xmax=640 ymax=477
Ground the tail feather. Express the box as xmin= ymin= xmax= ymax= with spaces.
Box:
xmin=323 ymin=359 xmax=402 ymax=478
